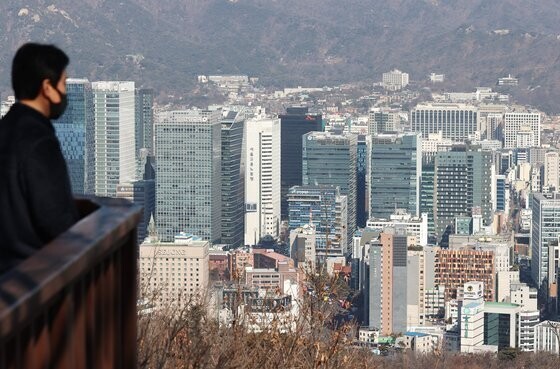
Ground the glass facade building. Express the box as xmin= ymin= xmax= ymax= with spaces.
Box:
xmin=356 ymin=135 xmax=369 ymax=227
xmin=420 ymin=164 xmax=436 ymax=242
xmin=155 ymin=109 xmax=222 ymax=242
xmin=279 ymin=107 xmax=322 ymax=219
xmin=54 ymin=78 xmax=95 ymax=194
xmin=370 ymin=133 xmax=422 ymax=219
xmin=484 ymin=313 xmax=512 ymax=349
xmin=434 ymin=147 xmax=493 ymax=245
xmin=135 ymin=88 xmax=154 ymax=155
xmin=221 ymin=110 xmax=246 ymax=248
xmin=530 ymin=193 xmax=560 ymax=287
xmin=496 ymin=175 xmax=507 ymax=212
xmin=287 ymin=185 xmax=348 ymax=258
xmin=303 ymin=132 xmax=357 ymax=247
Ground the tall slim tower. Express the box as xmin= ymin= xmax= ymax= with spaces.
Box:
xmin=369 ymin=228 xmax=408 ymax=335
xmin=279 ymin=107 xmax=322 ymax=218
xmin=244 ymin=117 xmax=281 ymax=246
xmin=531 ymin=193 xmax=560 ymax=289
xmin=303 ymin=131 xmax=357 ymax=248
xmin=135 ymin=88 xmax=155 ymax=155
xmin=54 ymin=78 xmax=95 ymax=194
xmin=92 ymin=81 xmax=136 ymax=197
xmin=356 ymin=134 xmax=370 ymax=228
xmin=370 ymin=133 xmax=422 ymax=219
xmin=156 ymin=109 xmax=222 ymax=242
xmin=221 ymin=109 xmax=246 ymax=248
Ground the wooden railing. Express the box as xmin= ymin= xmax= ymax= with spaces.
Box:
xmin=0 ymin=197 xmax=142 ymax=369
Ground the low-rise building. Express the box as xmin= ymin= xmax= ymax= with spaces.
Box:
xmin=139 ymin=233 xmax=210 ymax=308
xmin=534 ymin=320 xmax=560 ymax=354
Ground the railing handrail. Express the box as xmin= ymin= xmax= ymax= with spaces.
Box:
xmin=0 ymin=196 xmax=142 ymax=339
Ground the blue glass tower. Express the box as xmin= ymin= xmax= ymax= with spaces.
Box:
xmin=279 ymin=107 xmax=322 ymax=218
xmin=357 ymin=135 xmax=369 ymax=228
xmin=54 ymin=79 xmax=95 ymax=194
xmin=496 ymin=175 xmax=507 ymax=212
xmin=287 ymin=185 xmax=348 ymax=258
xmin=221 ymin=109 xmax=246 ymax=248
xmin=302 ymin=131 xmax=357 ymax=247
xmin=370 ymin=133 xmax=421 ymax=219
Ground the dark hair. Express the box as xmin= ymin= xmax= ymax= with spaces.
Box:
xmin=11 ymin=43 xmax=69 ymax=100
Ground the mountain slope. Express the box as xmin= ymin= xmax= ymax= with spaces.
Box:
xmin=1 ymin=0 xmax=560 ymax=111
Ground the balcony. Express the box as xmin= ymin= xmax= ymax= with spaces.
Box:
xmin=0 ymin=197 xmax=141 ymax=369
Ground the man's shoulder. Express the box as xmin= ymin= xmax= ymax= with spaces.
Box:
xmin=1 ymin=104 xmax=55 ymax=145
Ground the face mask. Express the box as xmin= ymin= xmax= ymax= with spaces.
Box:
xmin=49 ymin=87 xmax=68 ymax=120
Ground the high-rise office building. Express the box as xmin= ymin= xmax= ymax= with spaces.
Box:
xmin=156 ymin=109 xmax=222 ymax=243
xmin=369 ymin=228 xmax=408 ymax=335
xmin=366 ymin=210 xmax=428 ymax=246
xmin=303 ymin=131 xmax=357 ymax=247
xmin=503 ymin=111 xmax=540 ymax=149
xmin=495 ymin=175 xmax=508 ymax=213
xmin=279 ymin=107 xmax=322 ymax=218
xmin=530 ymin=193 xmax=560 ymax=289
xmin=221 ymin=109 xmax=246 ymax=248
xmin=135 ymin=88 xmax=154 ymax=155
xmin=92 ymin=81 xmax=136 ymax=197
xmin=370 ymin=133 xmax=422 ymax=219
xmin=420 ymin=164 xmax=436 ymax=242
xmin=116 ymin=179 xmax=155 ymax=243
xmin=411 ymin=103 xmax=478 ymax=141
xmin=287 ymin=185 xmax=348 ymax=259
xmin=54 ymin=78 xmax=95 ymax=194
xmin=544 ymin=151 xmax=559 ymax=192
xmin=356 ymin=134 xmax=370 ymax=227
xmin=434 ymin=147 xmax=493 ymax=244
xmin=245 ymin=117 xmax=281 ymax=245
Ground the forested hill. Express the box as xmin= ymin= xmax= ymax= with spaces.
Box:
xmin=2 ymin=0 xmax=560 ymax=111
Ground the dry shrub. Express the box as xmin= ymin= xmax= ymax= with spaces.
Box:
xmin=137 ymin=263 xmax=560 ymax=369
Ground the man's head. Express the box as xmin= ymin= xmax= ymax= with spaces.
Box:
xmin=11 ymin=43 xmax=69 ymax=119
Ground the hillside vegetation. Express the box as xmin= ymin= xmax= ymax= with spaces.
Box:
xmin=2 ymin=0 xmax=560 ymax=111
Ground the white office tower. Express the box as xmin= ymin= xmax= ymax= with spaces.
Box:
xmin=411 ymin=103 xmax=478 ymax=141
xmin=155 ymin=109 xmax=222 ymax=243
xmin=534 ymin=321 xmax=560 ymax=354
xmin=92 ymin=81 xmax=136 ymax=197
xmin=544 ymin=151 xmax=560 ymax=192
xmin=244 ymin=117 xmax=281 ymax=246
xmin=503 ymin=111 xmax=541 ymax=149
xmin=367 ymin=210 xmax=428 ymax=246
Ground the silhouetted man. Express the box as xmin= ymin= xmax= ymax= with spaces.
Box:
xmin=0 ymin=43 xmax=79 ymax=274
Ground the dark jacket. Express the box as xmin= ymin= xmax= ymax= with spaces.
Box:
xmin=0 ymin=103 xmax=79 ymax=274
